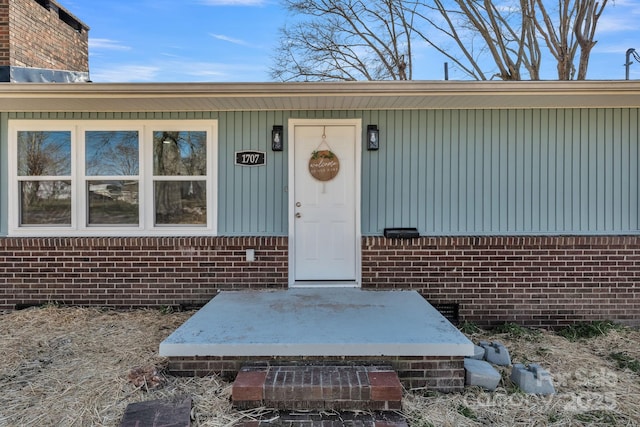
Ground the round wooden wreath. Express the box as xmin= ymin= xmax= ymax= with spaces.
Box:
xmin=308 ymin=150 xmax=340 ymax=181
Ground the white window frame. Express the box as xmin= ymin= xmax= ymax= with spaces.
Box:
xmin=8 ymin=120 xmax=218 ymax=236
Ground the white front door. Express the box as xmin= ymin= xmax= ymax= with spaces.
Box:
xmin=289 ymin=119 xmax=361 ymax=286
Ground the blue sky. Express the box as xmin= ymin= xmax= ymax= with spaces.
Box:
xmin=57 ymin=0 xmax=640 ymax=83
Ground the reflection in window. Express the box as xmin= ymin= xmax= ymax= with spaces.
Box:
xmin=87 ymin=181 xmax=139 ymax=225
xmin=155 ymin=181 xmax=206 ymax=225
xmin=12 ymin=121 xmax=214 ymax=233
xmin=17 ymin=131 xmax=71 ymax=176
xmin=153 ymin=131 xmax=206 ymax=176
xmin=85 ymin=131 xmax=139 ymax=176
xmin=20 ymin=181 xmax=72 ymax=225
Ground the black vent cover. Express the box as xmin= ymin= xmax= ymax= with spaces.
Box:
xmin=383 ymin=228 xmax=419 ymax=239
xmin=431 ymin=302 xmax=460 ymax=325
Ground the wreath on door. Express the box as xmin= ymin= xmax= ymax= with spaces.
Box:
xmin=308 ymin=128 xmax=340 ymax=181
xmin=309 ymin=149 xmax=340 ymax=181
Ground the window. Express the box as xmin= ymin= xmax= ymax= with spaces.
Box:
xmin=153 ymin=131 xmax=207 ymax=226
xmin=85 ymin=130 xmax=140 ymax=226
xmin=9 ymin=120 xmax=217 ymax=236
xmin=17 ymin=130 xmax=72 ymax=225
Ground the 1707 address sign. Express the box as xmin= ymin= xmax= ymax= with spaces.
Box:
xmin=235 ymin=150 xmax=266 ymax=166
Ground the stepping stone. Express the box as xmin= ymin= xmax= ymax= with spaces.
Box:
xmin=464 ymin=358 xmax=501 ymax=391
xmin=480 ymin=340 xmax=511 ymax=366
xmin=232 ymin=365 xmax=402 ymax=411
xmin=510 ymin=363 xmax=556 ymax=395
xmin=120 ymin=396 xmax=191 ymax=427
xmin=471 ymin=344 xmax=485 ymax=360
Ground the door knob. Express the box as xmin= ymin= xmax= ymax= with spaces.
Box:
xmin=295 ymin=213 xmax=302 ymax=218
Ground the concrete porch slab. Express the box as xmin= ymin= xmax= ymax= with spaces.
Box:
xmin=159 ymin=289 xmax=473 ymax=358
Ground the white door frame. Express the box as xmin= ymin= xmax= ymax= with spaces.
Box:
xmin=288 ymin=118 xmax=362 ymax=287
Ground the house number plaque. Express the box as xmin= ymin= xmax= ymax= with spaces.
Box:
xmin=235 ymin=150 xmax=266 ymax=166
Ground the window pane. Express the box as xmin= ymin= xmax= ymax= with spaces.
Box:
xmin=20 ymin=181 xmax=71 ymax=225
xmin=88 ymin=180 xmax=139 ymax=225
xmin=85 ymin=131 xmax=139 ymax=176
xmin=153 ymin=131 xmax=206 ymax=176
xmin=154 ymin=181 xmax=206 ymax=225
xmin=17 ymin=131 xmax=71 ymax=176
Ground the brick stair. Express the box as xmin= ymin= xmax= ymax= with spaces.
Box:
xmin=232 ymin=365 xmax=403 ymax=412
xmin=235 ymin=410 xmax=409 ymax=427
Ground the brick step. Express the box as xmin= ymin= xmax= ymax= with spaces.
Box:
xmin=235 ymin=410 xmax=408 ymax=427
xmin=232 ymin=365 xmax=403 ymax=411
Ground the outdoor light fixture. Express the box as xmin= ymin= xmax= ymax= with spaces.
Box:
xmin=271 ymin=125 xmax=284 ymax=151
xmin=367 ymin=125 xmax=379 ymax=151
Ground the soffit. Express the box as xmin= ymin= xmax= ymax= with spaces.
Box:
xmin=0 ymin=80 xmax=639 ymax=112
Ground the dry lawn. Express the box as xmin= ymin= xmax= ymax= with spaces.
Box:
xmin=1 ymin=306 xmax=639 ymax=426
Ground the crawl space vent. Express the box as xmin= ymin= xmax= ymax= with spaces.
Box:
xmin=431 ymin=302 xmax=459 ymax=325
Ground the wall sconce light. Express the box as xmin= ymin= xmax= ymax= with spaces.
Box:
xmin=272 ymin=125 xmax=284 ymax=151
xmin=367 ymin=125 xmax=379 ymax=151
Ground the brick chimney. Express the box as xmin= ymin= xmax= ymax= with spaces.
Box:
xmin=0 ymin=0 xmax=90 ymax=82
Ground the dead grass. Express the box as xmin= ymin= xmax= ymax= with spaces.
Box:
xmin=1 ymin=307 xmax=639 ymax=426
xmin=403 ymin=325 xmax=640 ymax=427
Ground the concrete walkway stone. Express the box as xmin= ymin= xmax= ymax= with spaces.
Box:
xmin=471 ymin=344 xmax=485 ymax=360
xmin=464 ymin=358 xmax=501 ymax=391
xmin=510 ymin=363 xmax=556 ymax=395
xmin=480 ymin=341 xmax=512 ymax=366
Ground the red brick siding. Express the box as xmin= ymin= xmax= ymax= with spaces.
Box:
xmin=166 ymin=355 xmax=465 ymax=392
xmin=233 ymin=366 xmax=403 ymax=411
xmin=0 ymin=237 xmax=288 ymax=309
xmin=5 ymin=0 xmax=88 ymax=70
xmin=2 ymin=235 xmax=639 ymax=328
xmin=362 ymin=235 xmax=640 ymax=328
xmin=0 ymin=0 xmax=9 ymax=65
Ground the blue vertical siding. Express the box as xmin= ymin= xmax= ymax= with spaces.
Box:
xmin=362 ymin=108 xmax=640 ymax=235
xmin=3 ymin=108 xmax=639 ymax=236
xmin=217 ymin=111 xmax=288 ymax=235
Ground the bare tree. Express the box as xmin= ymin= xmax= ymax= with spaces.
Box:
xmin=18 ymin=131 xmax=70 ymax=177
xmin=408 ymin=0 xmax=541 ymax=80
xmin=531 ymin=0 xmax=609 ymax=80
xmin=274 ymin=0 xmax=611 ymax=81
xmin=154 ymin=131 xmax=184 ymax=221
xmin=153 ymin=131 xmax=207 ymax=224
xmin=271 ymin=0 xmax=413 ymax=81
xmin=85 ymin=131 xmax=139 ymax=176
xmin=18 ymin=131 xmax=71 ymax=207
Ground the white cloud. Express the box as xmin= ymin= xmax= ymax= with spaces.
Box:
xmin=598 ymin=2 xmax=640 ymax=33
xmin=185 ymin=69 xmax=229 ymax=78
xmin=163 ymin=60 xmax=270 ymax=81
xmin=182 ymin=61 xmax=254 ymax=77
xmin=597 ymin=16 xmax=637 ymax=33
xmin=209 ymin=33 xmax=250 ymax=46
xmin=607 ymin=0 xmax=640 ymax=9
xmin=89 ymin=38 xmax=132 ymax=51
xmin=90 ymin=65 xmax=160 ymax=83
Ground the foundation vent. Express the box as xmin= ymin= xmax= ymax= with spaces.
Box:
xmin=431 ymin=302 xmax=459 ymax=325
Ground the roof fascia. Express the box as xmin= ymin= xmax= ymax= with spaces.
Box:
xmin=0 ymin=80 xmax=639 ymax=112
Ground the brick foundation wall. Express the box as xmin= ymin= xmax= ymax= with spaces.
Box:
xmin=1 ymin=235 xmax=638 ymax=328
xmin=0 ymin=236 xmax=288 ymax=310
xmin=6 ymin=0 xmax=88 ymax=70
xmin=362 ymin=235 xmax=640 ymax=328
xmin=166 ymin=355 xmax=465 ymax=392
